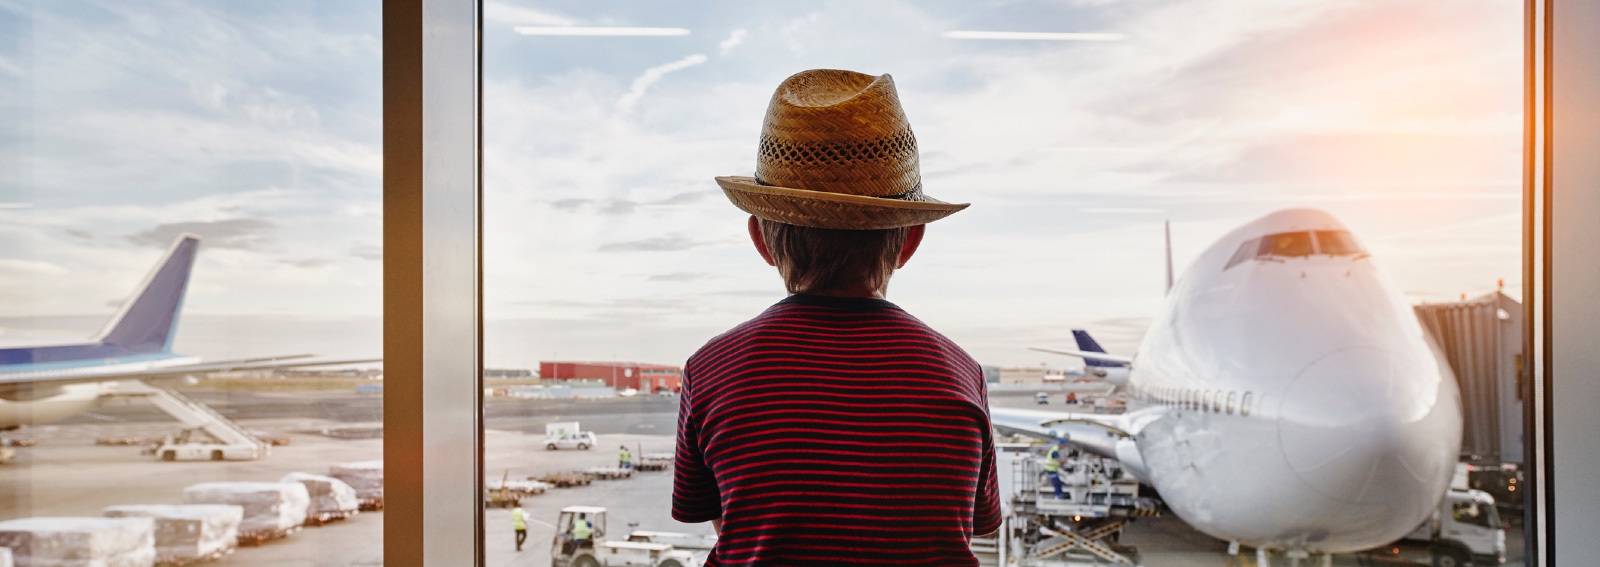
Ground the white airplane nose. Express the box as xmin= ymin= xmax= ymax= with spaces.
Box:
xmin=1277 ymin=347 xmax=1457 ymax=508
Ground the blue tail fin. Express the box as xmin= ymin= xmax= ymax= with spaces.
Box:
xmin=96 ymin=236 xmax=199 ymax=354
xmin=1072 ymin=329 xmax=1125 ymax=368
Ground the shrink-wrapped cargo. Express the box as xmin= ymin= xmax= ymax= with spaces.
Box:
xmin=181 ymin=482 xmax=309 ymax=541
xmin=328 ymin=460 xmax=383 ymax=510
xmin=102 ymin=505 xmax=241 ymax=563
xmin=0 ymin=546 xmax=11 ymax=567
xmin=279 ymin=473 xmax=358 ymax=523
xmin=0 ymin=517 xmax=155 ymax=567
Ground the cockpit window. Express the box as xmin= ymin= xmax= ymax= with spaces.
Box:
xmin=1257 ymin=232 xmax=1313 ymax=257
xmin=1224 ymin=238 xmax=1260 ymax=270
xmin=1313 ymin=230 xmax=1364 ymax=255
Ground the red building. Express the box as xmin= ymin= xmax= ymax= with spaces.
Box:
xmin=539 ymin=361 xmax=683 ymax=392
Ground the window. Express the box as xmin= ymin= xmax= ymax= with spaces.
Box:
xmin=1312 ymin=230 xmax=1364 ymax=256
xmin=1257 ymin=232 xmax=1315 ymax=258
xmin=1226 ymin=391 xmax=1238 ymax=415
xmin=1224 ymin=238 xmax=1262 ymax=270
xmin=1240 ymin=392 xmax=1254 ymax=417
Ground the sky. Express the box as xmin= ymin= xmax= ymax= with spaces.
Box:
xmin=0 ymin=0 xmax=1524 ymax=370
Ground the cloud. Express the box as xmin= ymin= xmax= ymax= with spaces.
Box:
xmin=718 ymin=29 xmax=748 ymax=56
xmin=616 ymin=54 xmax=709 ymax=114
xmin=648 ymin=272 xmax=713 ymax=282
xmin=281 ymin=258 xmax=334 ymax=269
xmin=483 ymin=1 xmax=576 ymax=27
xmin=0 ymin=259 xmax=69 ymax=275
xmin=126 ymin=219 xmax=276 ymax=250
xmin=350 ymin=245 xmax=382 ymax=261
xmin=598 ymin=234 xmax=708 ymax=253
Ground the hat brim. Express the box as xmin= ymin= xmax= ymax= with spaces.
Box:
xmin=716 ymin=176 xmax=968 ymax=230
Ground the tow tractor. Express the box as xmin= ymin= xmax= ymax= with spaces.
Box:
xmin=1370 ymin=486 xmax=1505 ymax=566
xmin=551 ymin=506 xmax=714 ymax=567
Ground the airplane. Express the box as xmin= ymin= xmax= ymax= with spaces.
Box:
xmin=0 ymin=235 xmax=376 ymax=432
xmin=1030 ymin=329 xmax=1130 ymax=385
xmin=992 ymin=208 xmax=1462 ymax=563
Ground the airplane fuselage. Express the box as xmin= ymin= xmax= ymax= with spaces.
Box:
xmin=1127 ymin=209 xmax=1461 ymax=553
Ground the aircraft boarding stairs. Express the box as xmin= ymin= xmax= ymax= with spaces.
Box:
xmin=108 ymin=380 xmax=269 ymax=459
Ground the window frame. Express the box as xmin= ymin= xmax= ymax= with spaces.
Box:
xmin=368 ymin=0 xmax=1595 ymax=564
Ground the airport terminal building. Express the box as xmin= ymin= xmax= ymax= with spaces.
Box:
xmin=538 ymin=361 xmax=683 ymax=392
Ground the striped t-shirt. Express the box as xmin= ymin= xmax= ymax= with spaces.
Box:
xmin=672 ymin=293 xmax=1002 ymax=566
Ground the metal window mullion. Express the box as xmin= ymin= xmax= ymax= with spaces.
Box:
xmin=385 ymin=0 xmax=483 ymax=565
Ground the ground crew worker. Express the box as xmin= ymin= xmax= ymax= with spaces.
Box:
xmin=1044 ymin=438 xmax=1068 ymax=500
xmin=619 ymin=445 xmax=632 ymax=469
xmin=573 ymin=512 xmax=594 ymax=549
xmin=511 ymin=505 xmax=527 ymax=551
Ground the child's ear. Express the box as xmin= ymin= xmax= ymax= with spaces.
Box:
xmin=748 ymin=215 xmax=777 ymax=267
xmin=896 ymin=225 xmax=925 ymax=269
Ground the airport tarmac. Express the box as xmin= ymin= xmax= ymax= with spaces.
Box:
xmin=0 ymin=389 xmax=1525 ymax=566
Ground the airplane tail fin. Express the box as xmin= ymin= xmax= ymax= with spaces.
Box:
xmin=1164 ymin=220 xmax=1174 ymax=294
xmin=1072 ymin=330 xmax=1126 ymax=368
xmin=95 ymin=236 xmax=200 ymax=354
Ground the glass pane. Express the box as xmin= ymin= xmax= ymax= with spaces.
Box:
xmin=484 ymin=1 xmax=1524 ymax=566
xmin=1 ymin=2 xmax=384 ymax=565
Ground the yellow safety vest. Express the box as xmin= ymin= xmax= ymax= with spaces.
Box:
xmin=1043 ymin=446 xmax=1062 ymax=472
xmin=511 ymin=508 xmax=526 ymax=530
xmin=620 ymin=449 xmax=632 ymax=463
xmin=573 ymin=519 xmax=593 ymax=540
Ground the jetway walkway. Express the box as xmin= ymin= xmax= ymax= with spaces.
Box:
xmin=108 ymin=380 xmax=269 ymax=460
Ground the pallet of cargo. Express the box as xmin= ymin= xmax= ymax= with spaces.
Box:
xmin=535 ymin=471 xmax=593 ymax=488
xmin=584 ymin=467 xmax=633 ymax=480
xmin=235 ymin=525 xmax=300 ymax=547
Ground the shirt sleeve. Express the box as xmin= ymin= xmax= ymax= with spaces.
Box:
xmin=671 ymin=368 xmax=723 ymax=523
xmin=973 ymin=378 xmax=1003 ymax=535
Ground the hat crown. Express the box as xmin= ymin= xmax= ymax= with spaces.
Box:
xmin=755 ymin=69 xmax=921 ymax=198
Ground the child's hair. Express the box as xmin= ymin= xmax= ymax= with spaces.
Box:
xmin=758 ymin=219 xmax=909 ymax=295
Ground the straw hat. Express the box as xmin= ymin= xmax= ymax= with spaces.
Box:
xmin=715 ymin=69 xmax=968 ymax=230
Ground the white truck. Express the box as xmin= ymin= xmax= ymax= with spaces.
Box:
xmin=545 ymin=422 xmax=597 ymax=450
xmin=1391 ymin=487 xmax=1506 ymax=567
xmin=550 ymin=506 xmax=713 ymax=567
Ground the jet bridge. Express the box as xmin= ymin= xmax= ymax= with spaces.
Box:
xmin=107 ymin=380 xmax=269 ymax=460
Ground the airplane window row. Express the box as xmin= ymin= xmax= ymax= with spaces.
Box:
xmin=1223 ymin=230 xmax=1368 ymax=270
xmin=1141 ymin=386 xmax=1253 ymax=417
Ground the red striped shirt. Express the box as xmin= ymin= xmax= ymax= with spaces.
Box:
xmin=673 ymin=294 xmax=1002 ymax=566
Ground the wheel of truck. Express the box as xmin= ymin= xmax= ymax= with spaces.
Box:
xmin=211 ymin=450 xmax=224 ymax=461
xmin=161 ymin=450 xmax=175 ymax=462
xmin=577 ymin=443 xmax=589 ymax=450
xmin=547 ymin=443 xmax=558 ymax=450
xmin=1432 ymin=546 xmax=1469 ymax=567
xmin=573 ymin=555 xmax=601 ymax=567
xmin=657 ymin=559 xmax=685 ymax=567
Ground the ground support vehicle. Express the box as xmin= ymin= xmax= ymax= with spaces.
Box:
xmin=108 ymin=381 xmax=269 ymax=461
xmin=546 ymin=431 xmax=598 ymax=450
xmin=550 ymin=506 xmax=710 ymax=567
xmin=981 ymin=444 xmax=1161 ymax=566
xmin=1367 ymin=488 xmax=1505 ymax=567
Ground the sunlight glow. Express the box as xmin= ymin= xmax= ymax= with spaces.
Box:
xmin=943 ymin=31 xmax=1124 ymax=41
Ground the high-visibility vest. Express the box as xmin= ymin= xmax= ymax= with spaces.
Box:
xmin=511 ymin=508 xmax=526 ymax=530
xmin=573 ymin=519 xmax=593 ymax=540
xmin=1043 ymin=446 xmax=1062 ymax=472
xmin=619 ymin=448 xmax=632 ymax=463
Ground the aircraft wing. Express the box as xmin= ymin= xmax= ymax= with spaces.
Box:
xmin=1027 ymin=347 xmax=1134 ymax=365
xmin=991 ymin=405 xmax=1165 ymax=481
xmin=0 ymin=357 xmax=381 ymax=386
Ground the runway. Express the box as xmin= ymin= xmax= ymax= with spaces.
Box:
xmin=0 ymin=388 xmax=1524 ymax=566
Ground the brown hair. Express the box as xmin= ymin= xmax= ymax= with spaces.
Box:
xmin=759 ymin=219 xmax=908 ymax=295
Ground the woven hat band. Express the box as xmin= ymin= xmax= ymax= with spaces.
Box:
xmin=753 ymin=175 xmax=925 ymax=201
xmin=754 ymin=128 xmax=922 ymax=197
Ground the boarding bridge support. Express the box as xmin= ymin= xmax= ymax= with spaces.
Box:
xmin=109 ymin=380 xmax=269 ymax=460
